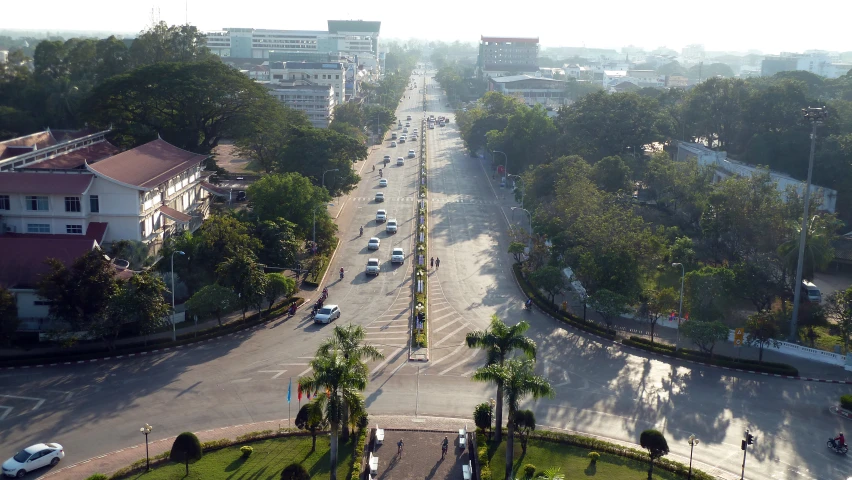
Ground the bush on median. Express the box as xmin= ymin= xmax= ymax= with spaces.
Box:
xmin=840 ymin=394 xmax=852 ymax=411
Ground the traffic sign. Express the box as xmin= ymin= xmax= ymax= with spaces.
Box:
xmin=734 ymin=328 xmax=745 ymax=347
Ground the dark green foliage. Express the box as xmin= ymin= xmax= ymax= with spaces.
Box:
xmin=280 ymin=463 xmax=310 ymax=480
xmin=639 ymin=429 xmax=669 ymax=479
xmin=170 ymin=432 xmax=203 ymax=475
xmin=0 ymin=286 xmax=20 ymax=346
xmin=841 ymin=394 xmax=852 ymax=411
xmin=473 ymin=402 xmax=493 ymax=432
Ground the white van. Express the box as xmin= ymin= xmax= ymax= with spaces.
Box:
xmin=801 ymin=281 xmax=822 ymax=303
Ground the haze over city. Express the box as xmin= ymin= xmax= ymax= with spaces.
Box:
xmin=3 ymin=0 xmax=852 ymax=54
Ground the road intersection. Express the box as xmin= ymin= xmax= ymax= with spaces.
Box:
xmin=1 ymin=72 xmax=851 ymax=480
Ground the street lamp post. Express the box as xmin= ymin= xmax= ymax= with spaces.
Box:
xmin=170 ymin=250 xmax=185 ymax=341
xmin=672 ymin=262 xmax=685 ymax=351
xmin=140 ymin=423 xmax=153 ymax=471
xmin=687 ymin=434 xmax=699 ymax=480
xmin=508 ymin=174 xmax=525 ymax=208
xmin=322 ymin=168 xmax=339 ymax=191
xmin=790 ymin=106 xmax=828 ymax=341
xmin=492 ymin=150 xmax=508 ymax=184
xmin=512 ymin=207 xmax=532 ymax=253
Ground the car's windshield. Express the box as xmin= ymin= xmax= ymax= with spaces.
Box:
xmin=319 ymin=308 xmax=332 ymax=315
xmin=13 ymin=449 xmax=32 ymax=462
xmin=368 ymin=260 xmax=379 ymax=266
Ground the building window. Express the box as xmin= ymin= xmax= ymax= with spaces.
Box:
xmin=65 ymin=196 xmax=81 ymax=212
xmin=26 ymin=223 xmax=50 ymax=233
xmin=314 ymin=74 xmax=318 ymax=79
xmin=336 ymin=75 xmax=340 ymax=79
xmin=66 ymin=224 xmax=83 ymax=234
xmin=25 ymin=196 xmax=48 ymax=211
xmin=90 ymin=195 xmax=100 ymax=213
xmin=0 ymin=195 xmax=9 ymax=210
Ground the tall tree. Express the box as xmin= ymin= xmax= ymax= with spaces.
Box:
xmin=529 ymin=266 xmax=566 ymax=304
xmin=295 ymin=403 xmax=329 ymax=452
xmin=744 ymin=310 xmax=783 ymax=361
xmin=129 ymin=22 xmax=214 ymax=67
xmin=264 ymin=273 xmax=297 ymax=313
xmin=465 ymin=315 xmax=536 ymax=443
xmin=216 ymin=250 xmax=268 ymax=319
xmin=823 ymin=287 xmax=852 ymax=354
xmin=592 ymin=155 xmax=632 ymax=193
xmin=473 ymin=359 xmax=553 ymax=480
xmin=185 ymin=283 xmax=239 ymax=326
xmin=114 ymin=271 xmax=170 ymax=338
xmin=0 ymin=286 xmax=19 ymax=346
xmin=247 ymin=173 xmax=334 ymax=240
xmin=588 ymin=289 xmax=629 ymax=328
xmin=639 ymin=429 xmax=669 ymax=480
xmin=639 ymin=288 xmax=678 ymax=343
xmin=276 ymin=126 xmax=365 ymax=196
xmin=513 ymin=409 xmax=536 ymax=455
xmin=233 ymin=102 xmax=310 ymax=173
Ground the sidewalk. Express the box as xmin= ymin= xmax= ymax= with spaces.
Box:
xmin=42 ymin=414 xmax=739 ymax=480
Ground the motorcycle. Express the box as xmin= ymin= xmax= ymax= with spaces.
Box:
xmin=523 ymin=300 xmax=533 ymax=312
xmin=288 ymin=304 xmax=297 ymax=316
xmin=828 ymin=438 xmax=849 ymax=454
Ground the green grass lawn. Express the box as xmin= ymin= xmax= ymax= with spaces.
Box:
xmin=125 ymin=435 xmax=353 ymax=480
xmin=485 ymin=437 xmax=682 ymax=480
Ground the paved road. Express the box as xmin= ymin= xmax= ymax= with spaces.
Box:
xmin=2 ymin=72 xmax=852 ymax=480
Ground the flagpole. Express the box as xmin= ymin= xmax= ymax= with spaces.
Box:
xmin=287 ymin=377 xmax=292 ymax=429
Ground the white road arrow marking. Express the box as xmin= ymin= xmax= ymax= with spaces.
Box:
xmin=0 ymin=395 xmax=45 ymax=410
xmin=0 ymin=406 xmax=12 ymax=421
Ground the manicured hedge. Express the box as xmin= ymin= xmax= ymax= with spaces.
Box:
xmin=348 ymin=427 xmax=368 ymax=480
xmin=840 ymin=394 xmax=852 ymax=411
xmin=622 ymin=336 xmax=799 ymax=376
xmin=512 ymin=264 xmax=617 ymax=340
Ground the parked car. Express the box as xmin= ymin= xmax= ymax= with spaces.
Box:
xmin=314 ymin=305 xmax=340 ymax=324
xmin=386 ymin=219 xmax=398 ymax=233
xmin=375 ymin=192 xmax=385 ymax=202
xmin=376 ymin=209 xmax=387 ymax=223
xmin=391 ymin=247 xmax=405 ymax=264
xmin=368 ymin=237 xmax=381 ymax=250
xmin=2 ymin=443 xmax=65 ymax=478
xmin=366 ymin=258 xmax=380 ymax=276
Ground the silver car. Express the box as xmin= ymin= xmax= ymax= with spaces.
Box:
xmin=314 ymin=305 xmax=340 ymax=324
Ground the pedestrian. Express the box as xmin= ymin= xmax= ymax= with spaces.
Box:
xmin=430 ymin=257 xmax=434 ymax=268
xmin=436 ymin=257 xmax=440 ymax=269
xmin=562 ymin=300 xmax=568 ymax=312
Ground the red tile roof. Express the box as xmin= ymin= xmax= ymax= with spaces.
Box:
xmin=85 ymin=222 xmax=109 ymax=243
xmin=159 ymin=205 xmax=192 ymax=223
xmin=86 ymin=139 xmax=208 ymax=190
xmin=0 ymin=172 xmax=94 ymax=194
xmin=0 ymin=131 xmax=55 ymax=160
xmin=27 ymin=141 xmax=120 ymax=170
xmin=0 ymin=236 xmax=99 ymax=289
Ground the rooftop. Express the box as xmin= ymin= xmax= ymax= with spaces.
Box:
xmin=490 ymin=74 xmax=566 ymax=84
xmin=86 ymin=139 xmax=208 ymax=190
xmin=283 ymin=61 xmax=344 ymax=70
xmin=0 ymin=171 xmax=94 ymax=194
xmin=327 ymin=20 xmax=381 ymax=34
xmin=481 ymin=36 xmax=539 ymax=44
xmin=0 ymin=236 xmax=98 ymax=289
xmin=25 ymin=141 xmax=119 ymax=170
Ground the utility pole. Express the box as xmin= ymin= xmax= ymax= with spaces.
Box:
xmin=790 ymin=107 xmax=827 ymax=341
xmin=740 ymin=430 xmax=755 ymax=480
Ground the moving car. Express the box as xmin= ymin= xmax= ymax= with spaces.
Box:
xmin=2 ymin=443 xmax=65 ymax=478
xmin=405 ymin=122 xmax=411 ymax=127
xmin=383 ymin=155 xmax=391 ymax=162
xmin=397 ymin=157 xmax=405 ymax=166
xmin=368 ymin=237 xmax=381 ymax=250
xmin=406 ymin=115 xmax=412 ymax=120
xmin=386 ymin=219 xmax=398 ymax=233
xmin=366 ymin=258 xmax=380 ymax=276
xmin=391 ymin=247 xmax=405 ymax=264
xmin=399 ymin=136 xmax=406 ymax=143
xmin=236 ymin=191 xmax=247 ymax=202
xmin=313 ymin=305 xmax=340 ymax=324
xmin=391 ymin=133 xmax=397 ymax=140
xmin=403 ymin=128 xmax=409 ymax=133
xmin=379 ymin=178 xmax=388 ymax=187
xmin=375 ymin=192 xmax=385 ymax=202
xmin=407 ymin=150 xmax=416 ymax=159
xmin=390 ymin=141 xmax=397 ymax=147
xmin=801 ymin=281 xmax=822 ymax=303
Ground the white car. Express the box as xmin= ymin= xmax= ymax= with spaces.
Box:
xmin=376 ymin=209 xmax=386 ymax=223
xmin=390 ymin=141 xmax=397 ymax=147
xmin=379 ymin=178 xmax=388 ymax=187
xmin=399 ymin=136 xmax=406 ymax=143
xmin=366 ymin=258 xmax=380 ymax=276
xmin=391 ymin=247 xmax=405 ymax=264
xmin=386 ymin=219 xmax=398 ymax=233
xmin=413 ymin=128 xmax=418 ymax=133
xmin=408 ymin=150 xmax=416 ymax=159
xmin=406 ymin=115 xmax=412 ymax=120
xmin=397 ymin=157 xmax=405 ymax=166
xmin=405 ymin=122 xmax=411 ymax=127
xmin=403 ymin=128 xmax=409 ymax=133
xmin=2 ymin=443 xmax=65 ymax=478
xmin=375 ymin=192 xmax=385 ymax=202
xmin=368 ymin=237 xmax=381 ymax=250
xmin=383 ymin=155 xmax=391 ymax=162
xmin=314 ymin=305 xmax=340 ymax=324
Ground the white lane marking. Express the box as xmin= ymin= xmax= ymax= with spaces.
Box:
xmin=259 ymin=370 xmax=287 ymax=379
xmin=0 ymin=395 xmax=45 ymax=410
xmin=370 ymin=347 xmax=405 ymax=376
xmin=439 ymin=350 xmax=481 ymax=375
xmin=298 ymin=367 xmax=313 ymax=377
xmin=433 ymin=319 xmax=461 ymax=333
xmin=0 ymin=406 xmax=12 ymax=421
xmin=432 ymin=325 xmax=468 ymax=347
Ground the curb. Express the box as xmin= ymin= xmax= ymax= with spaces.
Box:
xmin=830 ymin=405 xmax=852 ymax=419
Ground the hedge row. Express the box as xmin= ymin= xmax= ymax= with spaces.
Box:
xmin=622 ymin=336 xmax=799 ymax=376
xmin=0 ymin=297 xmax=305 ymax=368
xmin=304 ymin=251 xmax=331 ymax=288
xmin=348 ymin=427 xmax=368 ymax=480
xmin=512 ymin=264 xmax=617 ymax=340
xmin=413 ymin=121 xmax=429 ymax=348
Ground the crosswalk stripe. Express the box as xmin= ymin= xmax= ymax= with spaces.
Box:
xmin=432 ymin=325 xmax=469 ymax=347
xmin=439 ymin=350 xmax=482 ymax=376
xmin=433 ymin=318 xmax=461 ymax=333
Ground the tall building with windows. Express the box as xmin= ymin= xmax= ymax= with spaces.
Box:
xmin=269 ymin=62 xmax=346 ymax=104
xmin=478 ymin=36 xmax=540 ymax=77
xmin=264 ymin=82 xmax=336 ymax=128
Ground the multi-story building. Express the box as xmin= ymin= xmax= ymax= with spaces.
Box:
xmin=761 ymin=52 xmax=851 ymax=78
xmin=269 ymin=62 xmax=346 ymax=104
xmin=487 ymin=74 xmax=567 ymax=107
xmin=265 ymin=82 xmax=335 ymax=128
xmin=478 ymin=36 xmax=539 ymax=78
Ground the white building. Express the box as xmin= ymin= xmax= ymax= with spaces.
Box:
xmin=487 ymin=75 xmax=567 ymax=107
xmin=265 ymin=82 xmax=336 ymax=128
xmin=270 ymin=62 xmax=346 ymax=104
xmin=676 ymin=142 xmax=837 ymax=213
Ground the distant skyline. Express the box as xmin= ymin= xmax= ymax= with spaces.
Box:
xmin=3 ymin=0 xmax=852 ymax=55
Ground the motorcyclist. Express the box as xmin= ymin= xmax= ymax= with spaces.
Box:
xmin=525 ymin=298 xmax=533 ymax=310
xmin=322 ymin=287 xmax=329 ymax=299
xmin=835 ymin=433 xmax=846 ymax=448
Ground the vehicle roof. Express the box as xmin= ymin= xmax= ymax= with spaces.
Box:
xmin=377 ymin=209 xmax=386 ymax=213
xmin=369 ymin=237 xmax=380 ymax=241
xmin=320 ymin=304 xmax=338 ymax=309
xmin=24 ymin=443 xmax=55 ymax=453
xmin=392 ymin=247 xmax=404 ymax=252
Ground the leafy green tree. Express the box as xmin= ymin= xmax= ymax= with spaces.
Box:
xmin=669 ymin=236 xmax=696 ymax=267
xmin=185 ymin=284 xmax=239 ymax=326
xmin=513 ymin=409 xmax=536 ymax=455
xmin=295 ymin=403 xmax=329 ymax=451
xmin=280 ymin=463 xmax=310 ymax=480
xmin=588 ymin=289 xmax=628 ymax=328
xmin=169 ymin=432 xmax=202 ymax=475
xmin=128 ymin=22 xmax=214 ymax=67
xmin=0 ymin=286 xmax=19 ymax=346
xmin=247 ymin=173 xmax=333 ymax=240
xmin=777 ymin=214 xmax=840 ymax=282
xmin=473 ymin=402 xmax=493 ymax=437
xmin=639 ymin=429 xmax=669 ymax=479
xmin=84 ymin=60 xmax=276 ymax=153
xmin=473 ymin=359 xmax=553 ymax=480
xmin=465 ymin=315 xmax=536 ymax=443
xmin=115 ymin=271 xmax=170 ymax=338
xmin=592 ymin=155 xmax=632 ymax=193
xmin=680 ymin=320 xmax=729 ymax=355
xmin=264 ymin=273 xmax=297 ymax=313
xmin=733 ymin=261 xmax=783 ymax=312
xmin=277 ymin=126 xmax=365 ymax=196
xmin=681 ymin=77 xmax=749 ymax=151
xmin=684 ymin=266 xmax=735 ymax=323
xmin=508 ymin=242 xmax=526 ymax=264
xmin=822 ymin=287 xmax=852 ymax=354
xmin=529 ymin=266 xmax=566 ymax=304
xmin=639 ymin=288 xmax=678 ymax=343
xmin=233 ymin=103 xmax=310 ymax=173
xmin=299 ymin=350 xmax=367 ymax=480
xmin=563 ymin=77 xmax=603 ymax=102
xmin=745 ymin=310 xmax=782 ymax=361
xmin=216 ymin=250 xmax=268 ymax=319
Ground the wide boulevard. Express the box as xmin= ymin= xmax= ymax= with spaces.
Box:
xmin=1 ymin=71 xmax=851 ymax=480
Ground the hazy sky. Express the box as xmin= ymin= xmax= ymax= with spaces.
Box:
xmin=4 ymin=0 xmax=851 ymax=55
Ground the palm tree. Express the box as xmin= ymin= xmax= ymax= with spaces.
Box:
xmin=777 ymin=215 xmax=838 ymax=283
xmin=466 ymin=315 xmax=537 ymax=442
xmin=299 ymin=349 xmax=367 ymax=480
xmin=317 ymin=324 xmax=384 ymax=441
xmin=474 ymin=359 xmax=554 ymax=480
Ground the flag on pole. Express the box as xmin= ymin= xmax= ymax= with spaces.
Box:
xmin=287 ymin=378 xmax=292 ymax=404
xmin=298 ymin=383 xmax=303 ymax=401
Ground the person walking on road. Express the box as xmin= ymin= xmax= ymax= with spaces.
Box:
xmin=430 ymin=257 xmax=434 ymax=268
xmin=397 ymin=439 xmax=404 ymax=457
xmin=441 ymin=436 xmax=449 ymax=459
xmin=436 ymin=258 xmax=440 ymax=269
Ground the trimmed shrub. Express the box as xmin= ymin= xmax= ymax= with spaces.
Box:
xmin=523 ymin=463 xmax=537 ymax=478
xmin=85 ymin=475 xmax=109 ymax=480
xmin=240 ymin=445 xmax=253 ymax=458
xmin=170 ymin=432 xmax=202 ymax=475
xmin=304 ymin=254 xmax=330 ymax=287
xmin=480 ymin=466 xmax=493 ymax=480
xmin=347 ymin=427 xmax=368 ymax=480
xmin=281 ymin=463 xmax=310 ymax=480
xmin=841 ymin=394 xmax=852 ymax=411
xmin=588 ymin=451 xmax=600 ymax=462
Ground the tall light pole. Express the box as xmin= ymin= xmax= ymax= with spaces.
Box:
xmin=512 ymin=207 xmax=532 ymax=253
xmin=170 ymin=250 xmax=185 ymax=341
xmin=492 ymin=150 xmax=508 ymax=184
xmin=672 ymin=262 xmax=685 ymax=351
xmin=508 ymin=174 xmax=525 ymax=208
xmin=140 ymin=424 xmax=153 ymax=471
xmin=687 ymin=434 xmax=699 ymax=480
xmin=790 ymin=106 xmax=828 ymax=341
xmin=322 ymin=168 xmax=339 ymax=191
